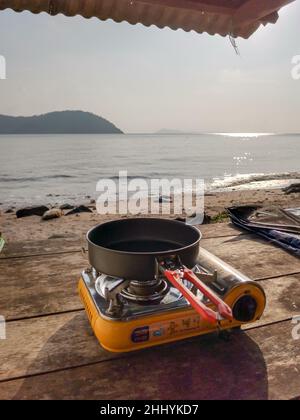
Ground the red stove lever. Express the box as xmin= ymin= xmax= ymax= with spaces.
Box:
xmin=163 ymin=267 xmax=233 ymax=325
xmin=164 ymin=270 xmax=219 ymax=325
xmin=183 ymin=268 xmax=233 ymax=322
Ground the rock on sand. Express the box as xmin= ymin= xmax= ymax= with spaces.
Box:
xmin=42 ymin=209 xmax=63 ymax=221
xmin=16 ymin=206 xmax=49 ymax=218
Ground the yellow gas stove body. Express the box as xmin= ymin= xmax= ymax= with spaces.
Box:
xmin=78 ymin=249 xmax=266 ymax=353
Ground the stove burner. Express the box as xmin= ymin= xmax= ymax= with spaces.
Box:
xmin=94 ymin=272 xmax=185 ymax=314
xmin=120 ymin=279 xmax=170 ymax=304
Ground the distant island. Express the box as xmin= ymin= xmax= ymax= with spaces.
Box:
xmin=0 ymin=111 xmax=123 ymax=134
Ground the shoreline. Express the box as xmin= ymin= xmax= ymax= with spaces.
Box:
xmin=1 ymin=172 xmax=300 ymax=211
xmin=1 ymin=188 xmax=300 ymax=243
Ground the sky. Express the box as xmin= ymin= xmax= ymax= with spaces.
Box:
xmin=0 ymin=1 xmax=299 ymax=133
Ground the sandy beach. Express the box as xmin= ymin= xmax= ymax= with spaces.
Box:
xmin=1 ymin=188 xmax=300 ymax=243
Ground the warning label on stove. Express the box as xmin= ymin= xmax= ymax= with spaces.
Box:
xmin=131 ymin=315 xmax=201 ymax=344
xmin=131 ymin=326 xmax=150 ymax=343
xmin=151 ymin=315 xmax=201 ymax=339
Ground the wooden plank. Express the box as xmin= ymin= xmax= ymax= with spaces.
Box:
xmin=0 ymin=312 xmax=104 ymax=382
xmin=0 ymin=320 xmax=298 ymax=400
xmin=245 ymin=274 xmax=300 ymax=328
xmin=0 ymin=253 xmax=86 ymax=320
xmin=1 ymin=234 xmax=300 ymax=321
xmin=203 ymin=234 xmax=300 ymax=281
xmin=200 ymin=223 xmax=244 ymax=239
xmin=0 ymin=274 xmax=299 ymax=382
xmin=0 ymin=237 xmax=82 ymax=259
xmin=0 ymin=223 xmax=243 ymax=259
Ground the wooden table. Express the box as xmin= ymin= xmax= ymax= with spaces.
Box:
xmin=0 ymin=223 xmax=300 ymax=400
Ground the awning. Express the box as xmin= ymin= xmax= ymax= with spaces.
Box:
xmin=0 ymin=0 xmax=296 ymax=38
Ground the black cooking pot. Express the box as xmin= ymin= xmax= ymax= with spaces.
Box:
xmin=87 ymin=218 xmax=201 ymax=281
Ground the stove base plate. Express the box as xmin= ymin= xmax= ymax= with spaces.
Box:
xmin=78 ymin=276 xmax=262 ymax=353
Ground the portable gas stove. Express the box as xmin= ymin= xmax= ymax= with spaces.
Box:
xmin=79 ymin=246 xmax=266 ymax=353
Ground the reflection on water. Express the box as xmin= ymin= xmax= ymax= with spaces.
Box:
xmin=0 ymin=133 xmax=299 ymax=206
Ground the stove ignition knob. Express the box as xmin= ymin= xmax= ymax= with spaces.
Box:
xmin=232 ymin=295 xmax=258 ymax=323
